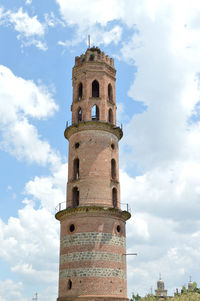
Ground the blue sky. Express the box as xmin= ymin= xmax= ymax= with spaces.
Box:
xmin=1 ymin=0 xmax=200 ymax=300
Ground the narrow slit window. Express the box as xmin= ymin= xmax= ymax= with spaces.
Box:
xmin=91 ymin=105 xmax=99 ymax=120
xmin=72 ymin=187 xmax=79 ymax=207
xmin=68 ymin=279 xmax=72 ymax=290
xmin=77 ymin=108 xmax=82 ymax=121
xmin=108 ymin=84 xmax=113 ymax=101
xmin=92 ymin=80 xmax=99 ymax=97
xmin=78 ymin=83 xmax=83 ymax=100
xmin=73 ymin=158 xmax=79 ymax=180
xmin=108 ymin=109 xmax=113 ymax=124
xmin=112 ymin=188 xmax=117 ymax=208
xmin=111 ymin=159 xmax=116 ymax=179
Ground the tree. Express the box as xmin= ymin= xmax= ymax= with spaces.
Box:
xmin=131 ymin=292 xmax=142 ymax=301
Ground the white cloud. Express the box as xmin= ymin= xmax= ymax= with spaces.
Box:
xmin=59 ymin=25 xmax=122 ymax=48
xmin=44 ymin=12 xmax=65 ymax=28
xmin=121 ymin=161 xmax=200 ymax=295
xmin=0 ymin=7 xmax=44 ymax=37
xmin=0 ymin=203 xmax=59 ymax=282
xmin=0 ymin=7 xmax=47 ymax=50
xmin=25 ymin=163 xmax=67 ymax=211
xmin=0 ymin=280 xmax=27 ymax=301
xmin=8 ymin=8 xmax=45 ymax=37
xmin=56 ymin=0 xmax=124 ymax=47
xmin=56 ymin=0 xmax=124 ymax=28
xmin=0 ymin=65 xmax=60 ymax=167
xmin=117 ymin=2 xmax=200 ymax=288
xmin=0 ymin=162 xmax=66 ymax=300
xmin=20 ymin=37 xmax=48 ymax=51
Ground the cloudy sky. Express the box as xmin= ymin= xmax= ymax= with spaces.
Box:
xmin=1 ymin=0 xmax=200 ymax=300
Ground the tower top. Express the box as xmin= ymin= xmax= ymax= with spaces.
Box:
xmin=74 ymin=46 xmax=115 ymax=69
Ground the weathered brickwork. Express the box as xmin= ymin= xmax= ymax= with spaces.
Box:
xmin=56 ymin=47 xmax=131 ymax=301
xmin=60 ymin=214 xmax=127 ymax=237
xmin=60 ymin=243 xmax=125 ymax=255
xmin=60 ymin=232 xmax=126 ymax=248
xmin=58 ymin=276 xmax=128 ymax=300
xmin=66 ymin=129 xmax=120 ymax=208
xmin=60 ymin=251 xmax=126 ymax=263
xmin=60 ymin=267 xmax=126 ymax=279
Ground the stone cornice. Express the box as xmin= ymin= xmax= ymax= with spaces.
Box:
xmin=55 ymin=206 xmax=131 ymax=222
xmin=64 ymin=121 xmax=123 ymax=141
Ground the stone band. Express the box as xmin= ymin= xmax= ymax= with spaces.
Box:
xmin=61 ymin=232 xmax=126 ymax=248
xmin=60 ymin=251 xmax=126 ymax=263
xmin=60 ymin=267 xmax=126 ymax=279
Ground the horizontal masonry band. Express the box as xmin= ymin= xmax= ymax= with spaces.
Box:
xmin=60 ymin=251 xmax=126 ymax=263
xmin=60 ymin=232 xmax=126 ymax=248
xmin=60 ymin=267 xmax=126 ymax=279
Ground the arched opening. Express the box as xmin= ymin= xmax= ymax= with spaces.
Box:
xmin=73 ymin=158 xmax=79 ymax=180
xmin=116 ymin=225 xmax=121 ymax=233
xmin=77 ymin=107 xmax=82 ymax=122
xmin=108 ymin=109 xmax=113 ymax=124
xmin=72 ymin=187 xmax=79 ymax=207
xmin=112 ymin=187 xmax=117 ymax=208
xmin=89 ymin=53 xmax=94 ymax=61
xmin=69 ymin=224 xmax=75 ymax=232
xmin=91 ymin=105 xmax=99 ymax=120
xmin=78 ymin=82 xmax=83 ymax=100
xmin=111 ymin=159 xmax=116 ymax=179
xmin=92 ymin=80 xmax=99 ymax=97
xmin=108 ymin=84 xmax=113 ymax=101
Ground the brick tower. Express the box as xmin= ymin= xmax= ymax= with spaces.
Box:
xmin=55 ymin=47 xmax=131 ymax=301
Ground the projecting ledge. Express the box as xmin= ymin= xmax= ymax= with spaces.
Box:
xmin=55 ymin=205 xmax=131 ymax=222
xmin=64 ymin=121 xmax=123 ymax=140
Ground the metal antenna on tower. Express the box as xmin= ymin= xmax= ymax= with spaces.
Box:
xmin=88 ymin=35 xmax=91 ymax=48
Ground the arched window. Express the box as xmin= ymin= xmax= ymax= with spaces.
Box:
xmin=89 ymin=54 xmax=94 ymax=61
xmin=91 ymin=105 xmax=99 ymax=120
xmin=112 ymin=188 xmax=117 ymax=208
xmin=78 ymin=83 xmax=83 ymax=100
xmin=72 ymin=187 xmax=79 ymax=207
xmin=92 ymin=80 xmax=99 ymax=97
xmin=77 ymin=107 xmax=82 ymax=121
xmin=108 ymin=84 xmax=113 ymax=101
xmin=111 ymin=159 xmax=116 ymax=179
xmin=68 ymin=279 xmax=72 ymax=290
xmin=73 ymin=158 xmax=79 ymax=180
xmin=108 ymin=109 xmax=113 ymax=124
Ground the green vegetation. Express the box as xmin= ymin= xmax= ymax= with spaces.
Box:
xmin=131 ymin=292 xmax=141 ymax=300
xmin=139 ymin=293 xmax=200 ymax=300
xmin=131 ymin=283 xmax=200 ymax=301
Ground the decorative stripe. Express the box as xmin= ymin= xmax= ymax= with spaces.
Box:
xmin=60 ymin=267 xmax=126 ymax=279
xmin=60 ymin=251 xmax=126 ymax=263
xmin=61 ymin=232 xmax=125 ymax=248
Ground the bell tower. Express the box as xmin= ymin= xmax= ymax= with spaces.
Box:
xmin=55 ymin=47 xmax=131 ymax=301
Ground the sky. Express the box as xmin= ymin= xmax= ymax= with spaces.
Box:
xmin=0 ymin=0 xmax=200 ymax=300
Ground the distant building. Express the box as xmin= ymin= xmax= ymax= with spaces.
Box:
xmin=155 ymin=275 xmax=168 ymax=298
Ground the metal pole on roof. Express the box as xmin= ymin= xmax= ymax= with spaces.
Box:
xmin=88 ymin=35 xmax=91 ymax=48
